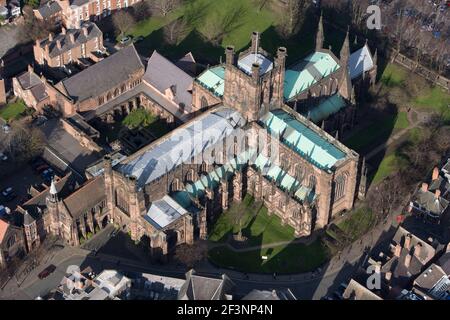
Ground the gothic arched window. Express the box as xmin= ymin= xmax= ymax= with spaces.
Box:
xmin=200 ymin=96 xmax=208 ymax=109
xmin=295 ymin=164 xmax=304 ymax=181
xmin=171 ymin=179 xmax=180 ymax=193
xmin=115 ymin=188 xmax=129 ymax=216
xmin=334 ymin=173 xmax=347 ymax=200
xmin=186 ymin=169 xmax=194 ymax=182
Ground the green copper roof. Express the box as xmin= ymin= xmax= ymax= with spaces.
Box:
xmin=196 ymin=66 xmax=225 ymax=97
xmin=260 ymin=109 xmax=346 ymax=171
xmin=254 ymin=154 xmax=315 ymax=203
xmin=284 ymin=52 xmax=340 ymax=100
xmin=303 ymin=94 xmax=347 ymax=123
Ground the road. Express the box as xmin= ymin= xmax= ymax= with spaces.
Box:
xmin=0 ymin=212 xmax=395 ymax=300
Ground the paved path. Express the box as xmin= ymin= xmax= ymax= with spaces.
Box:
xmin=365 ymin=109 xmax=428 ymax=161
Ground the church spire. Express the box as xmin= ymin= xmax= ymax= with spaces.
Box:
xmin=340 ymin=26 xmax=351 ymax=66
xmin=315 ymin=12 xmax=324 ymax=51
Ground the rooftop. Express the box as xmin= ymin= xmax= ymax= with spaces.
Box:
xmin=301 ymin=94 xmax=347 ymax=124
xmin=143 ymin=50 xmax=193 ymax=113
xmin=260 ymin=109 xmax=347 ymax=171
xmin=61 ymin=45 xmax=144 ymax=103
xmin=237 ymin=53 xmax=273 ymax=75
xmin=115 ymin=106 xmax=245 ymax=188
xmin=285 ymin=51 xmax=340 ymax=100
xmin=196 ymin=66 xmax=225 ymax=97
xmin=348 ymin=44 xmax=374 ymax=80
xmin=36 ymin=0 xmax=62 ymax=19
xmin=144 ymin=195 xmax=188 ymax=230
xmin=39 ymin=22 xmax=102 ymax=58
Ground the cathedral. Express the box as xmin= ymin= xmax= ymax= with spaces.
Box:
xmin=3 ymin=16 xmax=377 ymax=264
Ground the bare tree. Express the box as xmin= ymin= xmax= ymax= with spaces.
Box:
xmin=1 ymin=121 xmax=44 ymax=162
xmin=275 ymin=0 xmax=309 ymax=40
xmin=153 ymin=0 xmax=181 ymax=17
xmin=163 ymin=16 xmax=187 ymax=45
xmin=173 ymin=241 xmax=208 ymax=269
xmin=112 ymin=11 xmax=136 ymax=38
xmin=131 ymin=0 xmax=152 ymax=22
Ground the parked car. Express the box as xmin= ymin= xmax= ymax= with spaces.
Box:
xmin=119 ymin=35 xmax=132 ymax=45
xmin=42 ymin=168 xmax=55 ymax=182
xmin=0 ymin=205 xmax=11 ymax=216
xmin=38 ymin=264 xmax=56 ymax=279
xmin=1 ymin=187 xmax=16 ymax=201
xmin=0 ymin=152 xmax=7 ymax=161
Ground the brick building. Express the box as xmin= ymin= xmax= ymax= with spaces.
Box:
xmin=33 ymin=22 xmax=104 ymax=68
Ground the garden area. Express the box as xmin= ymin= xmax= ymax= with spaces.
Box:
xmin=207 ymin=195 xmax=329 ymax=274
xmin=324 ymin=207 xmax=376 ymax=254
xmin=0 ymin=100 xmax=28 ymax=122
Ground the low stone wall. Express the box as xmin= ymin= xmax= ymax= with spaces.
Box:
xmin=60 ymin=118 xmax=102 ymax=152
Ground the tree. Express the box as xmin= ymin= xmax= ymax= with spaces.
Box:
xmin=112 ymin=11 xmax=136 ymax=38
xmin=18 ymin=6 xmax=58 ymax=43
xmin=1 ymin=121 xmax=44 ymax=162
xmin=163 ymin=16 xmax=187 ymax=45
xmin=275 ymin=0 xmax=309 ymax=40
xmin=131 ymin=0 xmax=152 ymax=22
xmin=153 ymin=0 xmax=181 ymax=17
xmin=173 ymin=241 xmax=208 ymax=269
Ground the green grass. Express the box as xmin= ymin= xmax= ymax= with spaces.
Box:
xmin=128 ymin=0 xmax=320 ymax=64
xmin=344 ymin=111 xmax=409 ymax=152
xmin=380 ymin=63 xmax=408 ymax=87
xmin=0 ymin=100 xmax=28 ymax=121
xmin=208 ymin=195 xmax=296 ymax=246
xmin=371 ymin=152 xmax=410 ymax=185
xmin=412 ymin=87 xmax=450 ymax=121
xmin=123 ymin=108 xmax=157 ymax=129
xmin=337 ymin=207 xmax=376 ymax=241
xmin=208 ymin=240 xmax=329 ymax=274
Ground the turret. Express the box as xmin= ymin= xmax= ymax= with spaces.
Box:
xmin=315 ymin=12 xmax=324 ymax=51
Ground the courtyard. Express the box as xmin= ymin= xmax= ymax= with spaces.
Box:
xmin=207 ymin=195 xmax=329 ymax=274
xmin=0 ymin=100 xmax=28 ymax=122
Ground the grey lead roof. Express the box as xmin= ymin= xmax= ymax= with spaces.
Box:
xmin=115 ymin=107 xmax=245 ymax=188
xmin=143 ymin=50 xmax=193 ymax=112
xmin=62 ymin=45 xmax=144 ymax=103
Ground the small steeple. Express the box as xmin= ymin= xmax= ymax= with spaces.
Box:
xmin=315 ymin=12 xmax=324 ymax=51
xmin=340 ymin=26 xmax=351 ymax=66
xmin=49 ymin=178 xmax=58 ymax=203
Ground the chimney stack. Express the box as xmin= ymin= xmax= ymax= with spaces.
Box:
xmin=69 ymin=33 xmax=75 ymax=43
xmin=251 ymin=63 xmax=260 ymax=82
xmin=394 ymin=243 xmax=402 ymax=257
xmin=56 ymin=39 xmax=61 ymax=49
xmin=61 ymin=27 xmax=66 ymax=35
xmin=404 ymin=253 xmax=412 ymax=268
xmin=432 ymin=167 xmax=439 ymax=181
xmin=414 ymin=242 xmax=422 ymax=258
xmin=48 ymin=33 xmax=53 ymax=42
xmin=385 ymin=271 xmax=392 ymax=282
xmin=421 ymin=182 xmax=429 ymax=192
xmin=404 ymin=234 xmax=412 ymax=251
xmin=82 ymin=26 xmax=88 ymax=37
xmin=374 ymin=261 xmax=381 ymax=273
xmin=225 ymin=46 xmax=235 ymax=66
xmin=276 ymin=47 xmax=287 ymax=68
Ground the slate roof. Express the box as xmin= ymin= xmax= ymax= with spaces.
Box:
xmin=414 ymin=264 xmax=447 ymax=293
xmin=412 ymin=189 xmax=449 ymax=217
xmin=36 ymin=0 xmax=62 ymax=19
xmin=70 ymin=0 xmax=90 ymax=6
xmin=40 ymin=22 xmax=102 ymax=58
xmin=62 ymin=176 xmax=105 ymax=218
xmin=17 ymin=71 xmax=42 ymax=90
xmin=62 ymin=45 xmax=144 ymax=103
xmin=178 ymin=270 xmax=235 ymax=300
xmin=143 ymin=50 xmax=193 ymax=112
